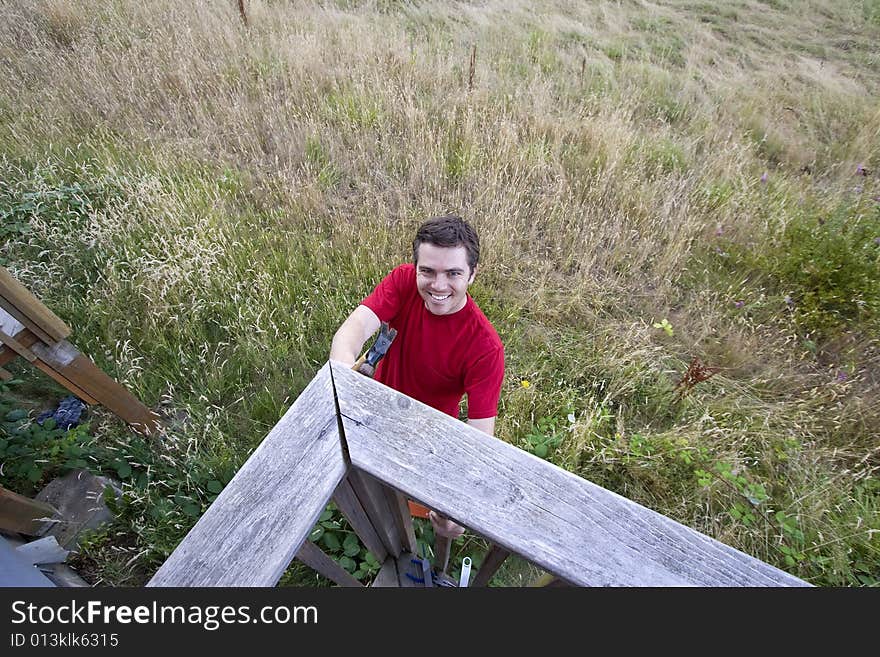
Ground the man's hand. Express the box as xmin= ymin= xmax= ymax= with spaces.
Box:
xmin=429 ymin=510 xmax=465 ymax=539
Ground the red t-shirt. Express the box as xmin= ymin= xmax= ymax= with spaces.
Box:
xmin=361 ymin=264 xmax=504 ymax=419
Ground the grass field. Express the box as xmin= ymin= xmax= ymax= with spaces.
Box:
xmin=1 ymin=0 xmax=878 ymax=586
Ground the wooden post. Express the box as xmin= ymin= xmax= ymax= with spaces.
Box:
xmin=0 ymin=486 xmax=60 ymax=537
xmin=434 ymin=535 xmax=451 ymax=574
xmin=296 ymin=540 xmax=362 ymax=587
xmin=468 ymin=44 xmax=477 ymax=91
xmin=472 ymin=543 xmax=510 ymax=587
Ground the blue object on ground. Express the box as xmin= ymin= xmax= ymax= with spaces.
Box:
xmin=36 ymin=395 xmax=85 ymax=430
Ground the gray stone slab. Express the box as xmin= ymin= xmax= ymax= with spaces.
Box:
xmin=35 ymin=470 xmax=122 ymax=549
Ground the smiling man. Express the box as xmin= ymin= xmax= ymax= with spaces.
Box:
xmin=330 ymin=214 xmax=505 ymax=537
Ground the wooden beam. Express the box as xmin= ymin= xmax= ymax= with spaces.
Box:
xmin=434 ymin=535 xmax=451 ymax=574
xmin=295 ymin=539 xmax=362 ymax=588
xmin=0 ymin=367 xmax=12 ymax=381
xmin=332 ymin=475 xmax=388 ymax=563
xmin=394 ymin=551 xmax=422 ymax=588
xmin=471 ymin=544 xmax=510 ymax=587
xmin=383 ymin=486 xmax=417 ymax=555
xmin=330 ymin=361 xmax=810 ymax=587
xmin=30 ymin=340 xmax=158 ymax=433
xmin=0 ymin=486 xmax=60 ymax=537
xmin=0 ymin=269 xmax=70 ymax=343
xmin=0 ymin=326 xmax=37 ymax=367
xmin=29 ymin=358 xmax=99 ymax=405
xmin=371 ymin=557 xmax=400 ymax=587
xmin=147 ymin=364 xmax=346 ymax=586
xmin=0 ymin=330 xmax=37 ymax=361
xmin=346 ymin=468 xmax=403 ymax=558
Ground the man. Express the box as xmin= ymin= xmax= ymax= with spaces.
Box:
xmin=330 ymin=214 xmax=504 ymax=538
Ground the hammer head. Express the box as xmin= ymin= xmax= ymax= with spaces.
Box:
xmin=354 ymin=322 xmax=397 ymax=377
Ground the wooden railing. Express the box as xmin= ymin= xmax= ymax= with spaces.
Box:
xmin=148 ymin=361 xmax=810 ymax=587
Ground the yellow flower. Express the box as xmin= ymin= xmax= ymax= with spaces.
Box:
xmin=520 ymin=380 xmax=531 ymax=388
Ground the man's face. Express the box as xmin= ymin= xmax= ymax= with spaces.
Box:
xmin=415 ymin=243 xmax=475 ymax=316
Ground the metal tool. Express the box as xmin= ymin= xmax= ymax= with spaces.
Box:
xmin=352 ymin=322 xmax=397 ymax=378
xmin=459 ymin=556 xmax=472 ymax=588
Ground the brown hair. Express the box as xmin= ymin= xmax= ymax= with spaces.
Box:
xmin=412 ymin=214 xmax=480 ymax=273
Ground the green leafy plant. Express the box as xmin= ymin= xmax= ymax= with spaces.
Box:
xmin=652 ymin=318 xmax=674 ymax=336
xmin=524 ymin=412 xmax=568 ymax=459
xmin=308 ymin=504 xmax=381 ymax=581
xmin=0 ymin=384 xmax=100 ymax=494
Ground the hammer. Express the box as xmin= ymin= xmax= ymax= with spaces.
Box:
xmin=352 ymin=322 xmax=397 ymax=378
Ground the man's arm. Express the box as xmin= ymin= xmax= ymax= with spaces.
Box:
xmin=330 ymin=305 xmax=381 ymax=366
xmin=467 ymin=416 xmax=495 ymax=436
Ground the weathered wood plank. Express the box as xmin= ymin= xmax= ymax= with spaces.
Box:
xmin=0 ymin=296 xmax=56 ymax=345
xmin=433 ymin=535 xmax=451 ymax=574
xmin=0 ymin=366 xmax=12 ymax=381
xmin=331 ymin=361 xmax=810 ymax=587
xmin=0 ymin=269 xmax=71 ymax=342
xmin=394 ymin=551 xmax=422 ymax=588
xmin=0 ymin=326 xmax=37 ymax=367
xmin=471 ymin=544 xmax=510 ymax=587
xmin=296 ymin=539 xmax=363 ymax=588
xmin=332 ymin=475 xmax=388 ymax=563
xmin=0 ymin=486 xmax=60 ymax=536
xmin=148 ymin=364 xmax=346 ymax=586
xmin=30 ymin=341 xmax=158 ymax=433
xmin=371 ymin=556 xmax=399 ymax=587
xmin=347 ymin=468 xmax=403 ymax=557
xmin=384 ymin=486 xmax=418 ymax=555
xmin=0 ymin=329 xmax=37 ymax=361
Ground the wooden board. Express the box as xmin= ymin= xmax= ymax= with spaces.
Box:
xmin=371 ymin=556 xmax=400 ymax=587
xmin=471 ymin=543 xmax=510 ymax=587
xmin=0 ymin=267 xmax=70 ymax=342
xmin=0 ymin=486 xmax=60 ymax=536
xmin=330 ymin=362 xmax=810 ymax=587
xmin=0 ymin=326 xmax=37 ymax=367
xmin=147 ymin=364 xmax=347 ymax=586
xmin=296 ymin=539 xmax=363 ymax=588
xmin=332 ymin=475 xmax=388 ymax=563
xmin=30 ymin=341 xmax=157 ymax=432
xmin=346 ymin=468 xmax=403 ymax=557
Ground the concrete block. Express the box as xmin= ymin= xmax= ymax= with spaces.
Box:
xmin=35 ymin=470 xmax=123 ymax=550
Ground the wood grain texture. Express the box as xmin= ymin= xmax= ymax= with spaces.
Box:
xmin=0 ymin=486 xmax=59 ymax=537
xmin=332 ymin=475 xmax=389 ymax=563
xmin=384 ymin=487 xmax=418 ymax=555
xmin=0 ymin=330 xmax=37 ymax=361
xmin=471 ymin=544 xmax=510 ymax=587
xmin=371 ymin=557 xmax=400 ymax=587
xmin=296 ymin=539 xmax=363 ymax=588
xmin=0 ymin=326 xmax=37 ymax=367
xmin=0 ymin=268 xmax=70 ymax=342
xmin=148 ymin=364 xmax=346 ymax=586
xmin=347 ymin=468 xmax=403 ymax=557
xmin=330 ymin=362 xmax=810 ymax=587
xmin=30 ymin=342 xmax=158 ymax=433
xmin=394 ymin=551 xmax=422 ymax=588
